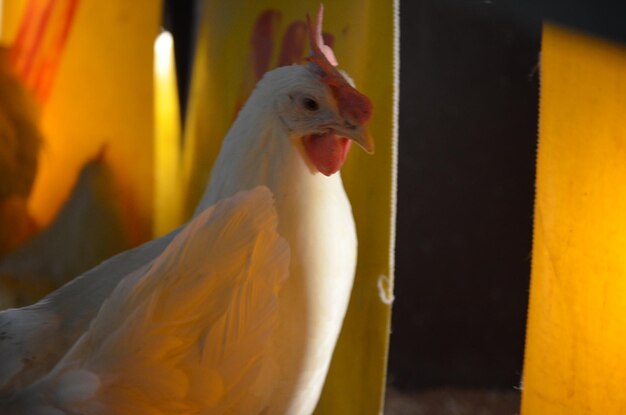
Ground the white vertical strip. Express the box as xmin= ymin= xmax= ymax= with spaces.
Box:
xmin=389 ymin=0 xmax=400 ymax=298
xmin=379 ymin=0 xmax=400 ymax=413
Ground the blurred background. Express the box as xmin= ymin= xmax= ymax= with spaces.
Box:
xmin=390 ymin=0 xmax=626 ymax=413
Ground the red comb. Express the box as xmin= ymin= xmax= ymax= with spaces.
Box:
xmin=306 ymin=5 xmax=372 ymax=125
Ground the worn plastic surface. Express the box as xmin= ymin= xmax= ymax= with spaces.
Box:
xmin=522 ymin=23 xmax=626 ymax=414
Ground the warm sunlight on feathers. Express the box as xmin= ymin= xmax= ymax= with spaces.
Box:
xmin=14 ymin=187 xmax=289 ymax=414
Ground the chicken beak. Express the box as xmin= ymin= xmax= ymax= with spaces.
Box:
xmin=334 ymin=122 xmax=375 ymax=155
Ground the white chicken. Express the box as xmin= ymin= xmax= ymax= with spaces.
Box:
xmin=0 ymin=5 xmax=373 ymax=414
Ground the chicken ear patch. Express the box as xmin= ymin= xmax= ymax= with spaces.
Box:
xmin=303 ymin=133 xmax=351 ymax=176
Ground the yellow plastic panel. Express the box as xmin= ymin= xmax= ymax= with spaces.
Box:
xmin=184 ymin=1 xmax=398 ymax=413
xmin=25 ymin=0 xmax=162 ymax=243
xmin=153 ymin=30 xmax=182 ymax=236
xmin=522 ymin=24 xmax=626 ymax=414
xmin=1 ymin=0 xmax=28 ymax=45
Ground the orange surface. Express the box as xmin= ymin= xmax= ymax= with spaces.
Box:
xmin=20 ymin=1 xmax=162 ymax=243
xmin=522 ymin=24 xmax=626 ymax=414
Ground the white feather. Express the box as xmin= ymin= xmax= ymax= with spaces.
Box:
xmin=4 ymin=187 xmax=289 ymax=414
xmin=196 ymin=65 xmax=358 ymax=414
xmin=0 ymin=230 xmax=176 ymax=394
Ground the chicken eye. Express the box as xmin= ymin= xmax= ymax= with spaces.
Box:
xmin=302 ymin=97 xmax=319 ymax=111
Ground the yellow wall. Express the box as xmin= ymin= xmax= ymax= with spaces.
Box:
xmin=522 ymin=24 xmax=626 ymax=414
xmin=23 ymin=1 xmax=162 ymax=243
